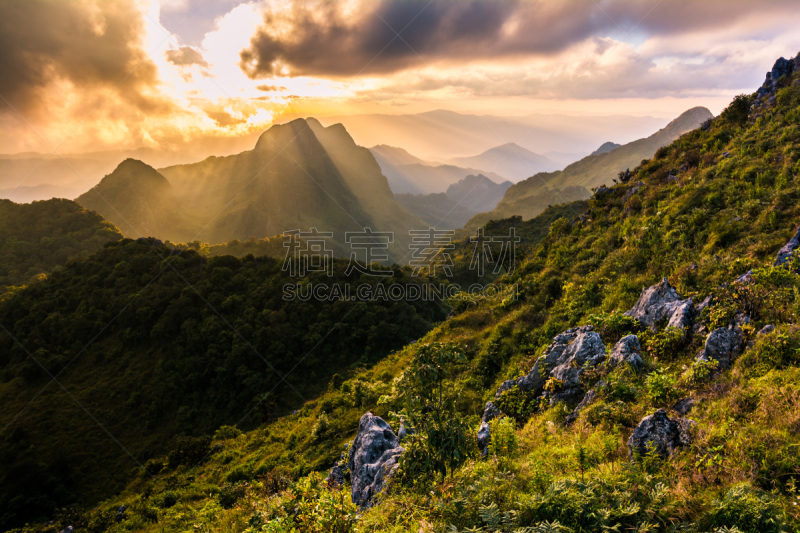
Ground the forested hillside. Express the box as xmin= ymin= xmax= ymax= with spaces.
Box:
xmin=6 ymin=55 xmax=800 ymax=533
xmin=0 ymin=240 xmax=446 ymax=529
xmin=0 ymin=199 xmax=122 ymax=298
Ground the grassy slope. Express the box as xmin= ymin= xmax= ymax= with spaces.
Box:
xmin=10 ymin=65 xmax=800 ymax=533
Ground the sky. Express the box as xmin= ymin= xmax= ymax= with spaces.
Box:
xmin=1 ymin=0 xmax=799 ymax=157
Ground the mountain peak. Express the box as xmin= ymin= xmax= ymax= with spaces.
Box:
xmin=591 ymin=142 xmax=622 ymax=156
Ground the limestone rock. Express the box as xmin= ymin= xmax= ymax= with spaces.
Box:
xmin=624 ymin=278 xmax=694 ymax=331
xmin=774 ymin=226 xmax=800 ymax=267
xmin=326 ymin=463 xmax=345 ymax=487
xmin=628 ymin=409 xmax=694 ymax=459
xmin=671 ymin=397 xmax=695 ymax=416
xmin=512 ymin=326 xmax=606 ymax=404
xmin=696 ymin=327 xmax=744 ymax=369
xmin=565 ymin=384 xmax=603 ymax=425
xmin=477 ymin=401 xmax=502 ymax=453
xmin=347 ymin=413 xmax=404 ymax=507
xmin=758 ymin=324 xmax=775 ymax=335
xmin=608 ymin=335 xmax=644 ymax=370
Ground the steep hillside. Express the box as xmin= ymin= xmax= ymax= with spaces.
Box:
xmin=0 ymin=199 xmax=122 ymax=297
xmin=448 ymin=143 xmax=558 ymax=182
xmin=14 ymin=53 xmax=800 ymax=533
xmin=76 ymin=159 xmax=198 ymax=242
xmin=467 ymin=106 xmax=713 ymax=228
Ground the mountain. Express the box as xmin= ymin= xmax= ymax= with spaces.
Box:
xmin=395 ymin=174 xmax=512 ymax=230
xmin=76 ymin=120 xmax=427 ymax=261
xmin=316 ymin=109 xmax=668 ymax=161
xmin=76 ymin=159 xmax=198 ymax=243
xmin=591 ymin=141 xmax=622 ymax=155
xmin=370 ymin=144 xmax=431 ymax=167
xmin=369 ymin=145 xmax=508 ymax=195
xmin=7 ymin=53 xmax=800 ymax=533
xmin=444 ymin=174 xmax=513 ymax=213
xmin=0 ymin=198 xmax=122 ymax=296
xmin=467 ymin=106 xmax=714 ymax=228
xmin=394 ymin=192 xmax=478 ymax=230
xmin=448 ymin=143 xmax=558 ymax=182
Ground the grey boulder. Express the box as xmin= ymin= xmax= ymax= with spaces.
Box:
xmin=625 ymin=278 xmax=694 ymax=331
xmin=506 ymin=326 xmax=606 ymax=405
xmin=347 ymin=413 xmax=404 ymax=507
xmin=608 ymin=335 xmax=644 ymax=370
xmin=696 ymin=327 xmax=744 ymax=369
xmin=628 ymin=409 xmax=694 ymax=459
xmin=565 ymin=384 xmax=603 ymax=425
xmin=774 ymin=226 xmax=800 ymax=267
xmin=477 ymin=401 xmax=501 ymax=454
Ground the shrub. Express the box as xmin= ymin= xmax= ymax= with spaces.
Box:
xmin=736 ymin=327 xmax=800 ymax=377
xmin=645 ymin=369 xmax=679 ymax=405
xmin=214 ymin=425 xmax=243 ymax=440
xmin=166 ymin=435 xmax=212 ymax=469
xmin=487 ymin=417 xmax=518 ymax=459
xmin=218 ymin=482 xmax=247 ymax=509
xmin=706 ymin=484 xmax=788 ymax=533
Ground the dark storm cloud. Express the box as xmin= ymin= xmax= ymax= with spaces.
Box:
xmin=239 ymin=0 xmax=800 ymax=79
xmin=0 ymin=0 xmax=169 ymax=115
xmin=166 ymin=46 xmax=209 ymax=68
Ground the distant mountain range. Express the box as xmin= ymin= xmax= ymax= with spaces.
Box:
xmin=76 ymin=119 xmax=426 ymax=261
xmin=369 ymin=145 xmax=508 ymax=195
xmin=447 ymin=143 xmax=558 ymax=182
xmin=591 ymin=142 xmax=622 ymax=155
xmin=317 ymin=109 xmax=668 ymax=161
xmin=395 ymin=174 xmax=512 ymax=230
xmin=467 ymin=106 xmax=714 ymax=228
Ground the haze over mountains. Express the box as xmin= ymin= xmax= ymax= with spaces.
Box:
xmin=447 ymin=143 xmax=558 ymax=182
xmin=76 ymin=119 xmax=426 ymax=261
xmin=467 ymin=106 xmax=714 ymax=228
xmin=370 ymin=144 xmax=508 ymax=195
xmin=318 ymin=110 xmax=668 ymax=161
xmin=396 ymin=174 xmax=512 ymax=230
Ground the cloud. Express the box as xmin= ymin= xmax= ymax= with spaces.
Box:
xmin=165 ymin=46 xmax=209 ymax=68
xmin=239 ymin=0 xmax=800 ymax=80
xmin=0 ymin=0 xmax=170 ymax=116
xmin=256 ymin=84 xmax=288 ymax=92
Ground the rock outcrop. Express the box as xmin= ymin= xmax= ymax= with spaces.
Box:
xmin=624 ymin=278 xmax=694 ymax=331
xmin=758 ymin=56 xmax=796 ymax=97
xmin=774 ymin=226 xmax=800 ymax=267
xmin=628 ymin=409 xmax=694 ymax=459
xmin=671 ymin=397 xmax=695 ymax=416
xmin=696 ymin=327 xmax=744 ymax=369
xmin=497 ymin=326 xmax=606 ymax=405
xmin=477 ymin=401 xmax=501 ymax=454
xmin=347 ymin=413 xmax=404 ymax=507
xmin=565 ymin=384 xmax=602 ymax=425
xmin=608 ymin=335 xmax=644 ymax=370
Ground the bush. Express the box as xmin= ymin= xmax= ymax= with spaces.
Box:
xmin=736 ymin=327 xmax=800 ymax=377
xmin=487 ymin=417 xmax=518 ymax=459
xmin=645 ymin=369 xmax=679 ymax=405
xmin=218 ymin=482 xmax=247 ymax=509
xmin=706 ymin=484 xmax=788 ymax=533
xmin=166 ymin=435 xmax=212 ymax=469
xmin=214 ymin=425 xmax=243 ymax=440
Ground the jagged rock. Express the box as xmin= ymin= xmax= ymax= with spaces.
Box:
xmin=624 ymin=278 xmax=694 ymax=331
xmin=565 ymin=383 xmax=604 ymax=425
xmin=774 ymin=226 xmax=800 ymax=267
xmin=500 ymin=326 xmax=605 ymax=405
xmin=733 ymin=312 xmax=750 ymax=328
xmin=608 ymin=335 xmax=644 ymax=370
xmin=667 ymin=298 xmax=695 ymax=330
xmin=735 ymin=270 xmax=753 ymax=284
xmin=326 ymin=463 xmax=345 ymax=487
xmin=60 ymin=527 xmax=74 ymax=533
xmin=595 ymin=185 xmax=612 ymax=197
xmin=671 ymin=397 xmax=695 ymax=416
xmin=623 ymin=181 xmax=645 ymax=201
xmin=347 ymin=413 xmax=404 ymax=507
xmin=116 ymin=505 xmax=127 ymax=522
xmin=628 ymin=409 xmax=694 ymax=459
xmin=696 ymin=327 xmax=745 ymax=369
xmin=694 ymin=295 xmax=713 ymax=314
xmin=758 ymin=324 xmax=776 ymax=335
xmin=478 ymin=401 xmax=502 ymax=453
xmin=772 ymin=57 xmax=795 ymax=82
